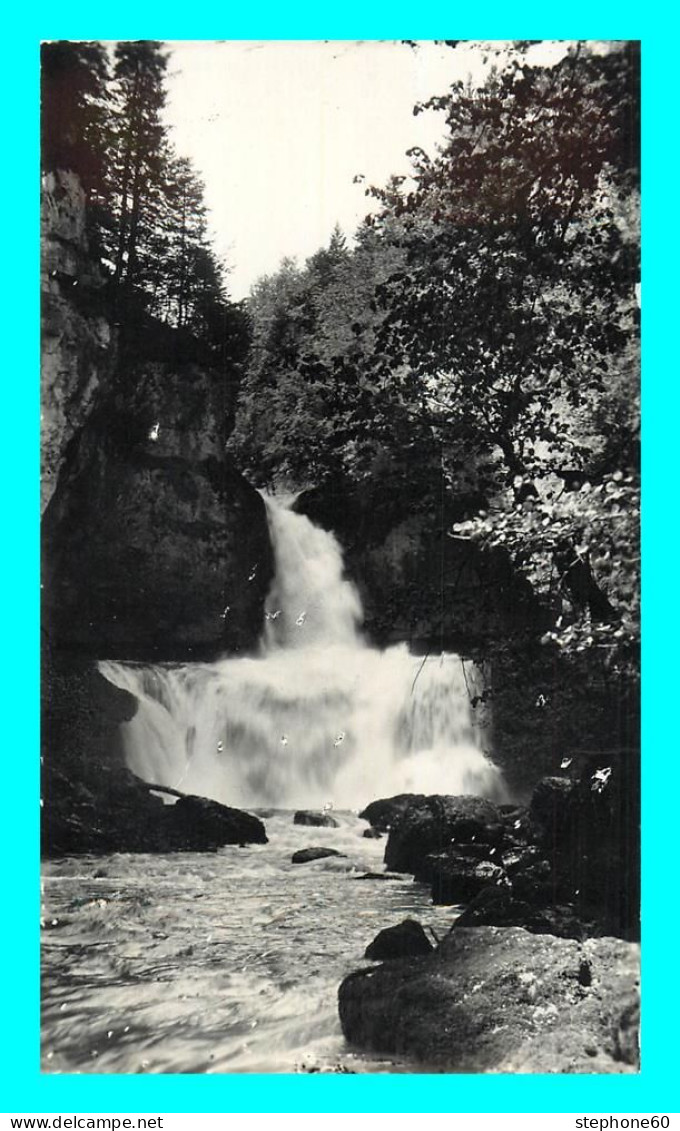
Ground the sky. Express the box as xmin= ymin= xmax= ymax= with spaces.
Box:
xmin=161 ymin=41 xmax=494 ymax=299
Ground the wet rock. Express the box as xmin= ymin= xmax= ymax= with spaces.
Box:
xmin=501 ymin=845 xmax=544 ymax=876
xmin=163 ymin=796 xmax=267 ymax=850
xmin=414 ymin=842 xmax=495 ymax=884
xmin=291 ymin=847 xmax=346 ymax=864
xmin=365 ymin=919 xmax=434 ymax=960
xmin=351 ymin=872 xmax=404 ymax=881
xmin=384 ymin=795 xmax=505 ymax=875
xmin=362 ymin=827 xmax=383 ymax=839
xmin=453 ymin=887 xmax=597 ymax=941
xmin=530 ymin=777 xmax=577 ymax=844
xmin=338 ymin=926 xmax=640 ymax=1073
xmin=293 ymin=810 xmax=339 ymax=828
xmin=510 ymin=860 xmax=558 ymax=905
xmin=529 ymin=757 xmax=640 ymax=938
xmin=359 ymin=794 xmax=428 ymax=833
xmin=425 ymin=853 xmax=508 ymax=906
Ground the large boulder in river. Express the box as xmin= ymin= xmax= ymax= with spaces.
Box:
xmin=359 ymin=794 xmax=428 ymax=832
xmin=339 ymin=926 xmax=640 ymax=1073
xmin=384 ymin=795 xmax=505 ymax=874
xmin=162 ymin=796 xmax=267 ymax=850
xmin=293 ymin=810 xmax=339 ymax=828
xmin=292 ymin=847 xmax=345 ymax=864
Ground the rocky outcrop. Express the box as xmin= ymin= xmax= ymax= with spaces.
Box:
xmin=339 ymin=926 xmax=640 ymax=1073
xmin=165 ymin=796 xmax=267 ymax=850
xmin=368 ymin=773 xmax=638 ymax=941
xmin=42 ymin=404 xmax=272 ymax=658
xmin=454 ymin=887 xmax=602 ymax=942
xmin=383 ymin=795 xmax=505 ymax=874
xmin=294 ymin=477 xmax=543 ymax=658
xmin=529 ymin=757 xmax=641 ymax=937
xmin=41 ymin=170 xmax=114 ymax=513
xmin=359 ymin=794 xmax=429 ymax=832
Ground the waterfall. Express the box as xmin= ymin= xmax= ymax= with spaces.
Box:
xmin=99 ymin=498 xmax=505 ymax=809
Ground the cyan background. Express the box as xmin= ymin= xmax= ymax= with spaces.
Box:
xmin=2 ymin=3 xmax=674 ymax=1113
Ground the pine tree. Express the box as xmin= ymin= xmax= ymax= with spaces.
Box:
xmin=41 ymin=41 xmax=111 ymax=199
xmin=107 ymin=41 xmax=169 ymax=302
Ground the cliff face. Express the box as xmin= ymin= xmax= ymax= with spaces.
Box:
xmin=41 ymin=170 xmax=114 ymax=514
xmin=41 ymin=171 xmax=273 ymax=661
xmin=40 ymin=169 xmax=274 ymax=850
xmin=42 ymin=360 xmax=272 ymax=659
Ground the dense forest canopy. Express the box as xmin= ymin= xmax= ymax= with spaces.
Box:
xmin=230 ymin=40 xmax=640 ymax=678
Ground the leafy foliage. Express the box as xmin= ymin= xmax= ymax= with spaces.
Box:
xmin=233 ymin=41 xmax=640 ymax=681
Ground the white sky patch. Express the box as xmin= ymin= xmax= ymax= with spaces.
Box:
xmin=162 ymin=41 xmax=481 ymax=298
xmin=162 ymin=40 xmax=574 ymax=299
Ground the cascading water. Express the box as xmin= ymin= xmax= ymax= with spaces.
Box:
xmin=100 ymin=497 xmax=504 ymax=808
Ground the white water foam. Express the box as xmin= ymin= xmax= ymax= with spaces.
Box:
xmin=100 ymin=498 xmax=504 ymax=808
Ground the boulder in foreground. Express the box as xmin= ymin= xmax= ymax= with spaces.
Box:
xmin=339 ymin=926 xmax=639 ymax=1073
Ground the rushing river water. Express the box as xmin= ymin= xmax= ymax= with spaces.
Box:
xmin=41 ymin=813 xmax=457 ymax=1074
xmin=42 ymin=496 xmax=504 ymax=1073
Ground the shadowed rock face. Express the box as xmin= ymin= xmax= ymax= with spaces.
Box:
xmin=41 ymin=169 xmax=114 ymax=514
xmin=339 ymin=926 xmax=640 ymax=1073
xmin=43 ymin=410 xmax=273 ymax=660
xmin=383 ymin=795 xmax=505 ymax=874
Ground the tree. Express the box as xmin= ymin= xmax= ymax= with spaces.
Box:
xmin=41 ymin=41 xmax=111 ymax=202
xmin=106 ymin=41 xmax=169 ymax=301
xmin=228 ymin=224 xmax=434 ymax=487
xmin=366 ymin=41 xmax=640 ymax=671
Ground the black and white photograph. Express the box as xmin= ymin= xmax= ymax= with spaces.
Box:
xmin=40 ymin=39 xmax=641 ymax=1076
